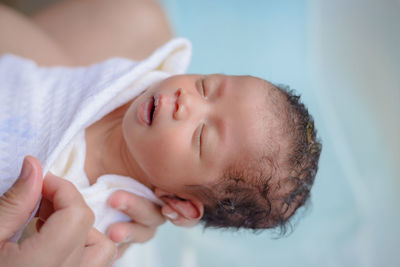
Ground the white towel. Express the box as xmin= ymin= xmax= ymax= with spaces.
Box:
xmin=81 ymin=175 xmax=164 ymax=234
xmin=50 ymin=129 xmax=163 ymax=234
xmin=0 ymin=38 xmax=191 ymax=240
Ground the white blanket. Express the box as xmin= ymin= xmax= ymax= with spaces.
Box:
xmin=0 ymin=38 xmax=191 ymax=240
xmin=50 ymin=130 xmax=164 ymax=234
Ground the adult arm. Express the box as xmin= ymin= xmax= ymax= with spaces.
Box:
xmin=0 ymin=0 xmax=173 ymax=66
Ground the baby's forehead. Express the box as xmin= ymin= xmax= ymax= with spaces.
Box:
xmin=225 ymin=75 xmax=287 ymax=169
xmin=209 ymin=73 xmax=271 ymax=86
xmin=226 ymin=117 xmax=283 ymax=172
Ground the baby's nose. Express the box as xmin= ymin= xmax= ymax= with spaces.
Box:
xmin=173 ymin=88 xmax=187 ymax=120
xmin=173 ymin=88 xmax=201 ymax=121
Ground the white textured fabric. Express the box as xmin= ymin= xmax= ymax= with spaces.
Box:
xmin=0 ymin=38 xmax=191 ymax=239
xmin=50 ymin=131 xmax=90 ymax=189
xmin=50 ymin=130 xmax=163 ymax=234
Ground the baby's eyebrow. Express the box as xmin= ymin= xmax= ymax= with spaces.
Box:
xmin=213 ymin=75 xmax=228 ymax=138
xmin=216 ymin=119 xmax=227 ymax=147
xmin=207 ymin=77 xmax=228 ymax=158
xmin=207 ymin=74 xmax=226 ymax=100
xmin=216 ymin=77 xmax=227 ymax=99
xmin=195 ymin=77 xmax=204 ymax=96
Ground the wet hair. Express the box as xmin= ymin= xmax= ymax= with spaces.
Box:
xmin=192 ymin=82 xmax=322 ymax=236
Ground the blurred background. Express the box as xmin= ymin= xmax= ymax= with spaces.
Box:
xmin=3 ymin=0 xmax=399 ymax=266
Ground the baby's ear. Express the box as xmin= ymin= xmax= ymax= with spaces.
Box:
xmin=155 ymin=188 xmax=204 ymax=227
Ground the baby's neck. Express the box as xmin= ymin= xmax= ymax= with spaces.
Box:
xmin=84 ymin=101 xmax=151 ymax=187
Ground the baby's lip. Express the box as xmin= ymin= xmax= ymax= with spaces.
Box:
xmin=137 ymin=94 xmax=163 ymax=126
xmin=152 ymin=93 xmax=162 ymax=124
xmin=138 ymin=96 xmax=152 ymax=126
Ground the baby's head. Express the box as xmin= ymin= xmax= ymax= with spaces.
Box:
xmin=122 ymin=74 xmax=321 ymax=233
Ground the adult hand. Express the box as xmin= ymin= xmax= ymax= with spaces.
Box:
xmin=107 ymin=190 xmax=167 ymax=258
xmin=0 ymin=156 xmax=117 ymax=267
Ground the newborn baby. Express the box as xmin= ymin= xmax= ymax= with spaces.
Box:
xmin=84 ymin=73 xmax=321 ymax=232
xmin=0 ymin=38 xmax=321 ymax=237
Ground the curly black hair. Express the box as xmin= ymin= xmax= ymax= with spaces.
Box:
xmin=192 ymin=81 xmax=322 ymax=236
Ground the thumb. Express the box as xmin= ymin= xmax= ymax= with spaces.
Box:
xmin=0 ymin=156 xmax=43 ymax=242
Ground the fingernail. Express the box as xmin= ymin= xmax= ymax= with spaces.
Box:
xmin=165 ymin=211 xmax=178 ymax=220
xmin=162 ymin=205 xmax=179 ymax=220
xmin=20 ymin=157 xmax=33 ymax=180
xmin=163 ymin=206 xmax=178 ymax=220
xmin=108 ymin=198 xmax=126 ymax=211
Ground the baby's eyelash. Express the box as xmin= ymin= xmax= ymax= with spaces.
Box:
xmin=197 ymin=124 xmax=204 ymax=155
xmin=201 ymin=79 xmax=206 ymax=97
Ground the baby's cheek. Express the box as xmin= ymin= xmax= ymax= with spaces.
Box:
xmin=139 ymin=139 xmax=171 ymax=163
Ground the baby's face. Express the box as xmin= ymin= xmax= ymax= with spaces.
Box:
xmin=122 ymin=74 xmax=274 ymax=196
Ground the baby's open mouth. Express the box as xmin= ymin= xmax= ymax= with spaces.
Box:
xmin=140 ymin=94 xmax=160 ymax=126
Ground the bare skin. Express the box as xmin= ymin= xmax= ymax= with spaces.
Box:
xmin=0 ymin=3 xmax=72 ymax=65
xmin=0 ymin=156 xmax=117 ymax=267
xmin=0 ymin=0 xmax=173 ymax=65
xmin=0 ymin=0 xmax=172 ymax=259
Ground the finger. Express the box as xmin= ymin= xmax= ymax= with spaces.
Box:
xmin=37 ymin=198 xmax=53 ymax=222
xmin=80 ymin=228 xmax=117 ymax=267
xmin=35 ymin=198 xmax=54 ymax=233
xmin=22 ymin=173 xmax=94 ymax=261
xmin=106 ymin=221 xmax=156 ymax=244
xmin=60 ymin=246 xmax=84 ymax=267
xmin=36 ymin=198 xmax=54 ymax=232
xmin=115 ymin=242 xmax=130 ymax=261
xmin=35 ymin=217 xmax=44 ymax=232
xmin=108 ymin=190 xmax=165 ymax=227
xmin=0 ymin=156 xmax=43 ymax=242
xmin=161 ymin=205 xmax=198 ymax=227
